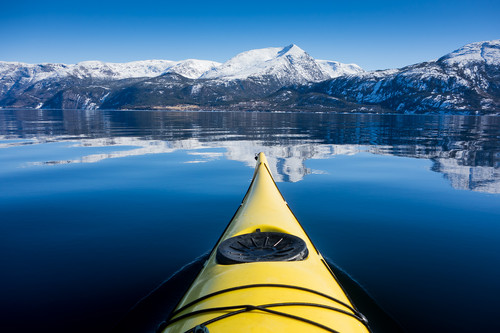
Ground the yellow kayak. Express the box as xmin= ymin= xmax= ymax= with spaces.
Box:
xmin=158 ymin=152 xmax=371 ymax=333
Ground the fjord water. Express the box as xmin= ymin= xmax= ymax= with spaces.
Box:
xmin=1 ymin=109 xmax=499 ymax=333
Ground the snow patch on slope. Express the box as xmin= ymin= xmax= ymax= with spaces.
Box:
xmin=317 ymin=60 xmax=364 ymax=77
xmin=439 ymin=39 xmax=500 ymax=66
xmin=201 ymin=45 xmax=296 ymax=79
xmin=73 ymin=60 xmax=175 ymax=79
xmin=164 ymin=59 xmax=221 ymax=79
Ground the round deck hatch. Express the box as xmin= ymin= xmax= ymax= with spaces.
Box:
xmin=216 ymin=231 xmax=308 ymax=265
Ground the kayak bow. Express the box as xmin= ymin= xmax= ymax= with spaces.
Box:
xmin=159 ymin=152 xmax=371 ymax=333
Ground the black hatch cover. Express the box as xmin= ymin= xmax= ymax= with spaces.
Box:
xmin=216 ymin=231 xmax=308 ymax=265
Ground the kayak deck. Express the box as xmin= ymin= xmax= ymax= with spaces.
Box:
xmin=160 ymin=153 xmax=370 ymax=333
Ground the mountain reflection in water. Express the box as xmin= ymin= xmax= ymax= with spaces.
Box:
xmin=1 ymin=109 xmax=499 ymax=193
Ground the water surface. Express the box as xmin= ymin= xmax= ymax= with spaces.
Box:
xmin=1 ymin=109 xmax=499 ymax=333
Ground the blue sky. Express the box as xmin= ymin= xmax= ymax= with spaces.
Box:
xmin=1 ymin=0 xmax=499 ymax=70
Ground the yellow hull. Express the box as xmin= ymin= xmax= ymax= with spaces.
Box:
xmin=160 ymin=153 xmax=370 ymax=333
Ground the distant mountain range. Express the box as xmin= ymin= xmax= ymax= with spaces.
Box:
xmin=1 ymin=40 xmax=499 ymax=114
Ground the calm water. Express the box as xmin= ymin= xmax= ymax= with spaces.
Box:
xmin=1 ymin=109 xmax=500 ymax=333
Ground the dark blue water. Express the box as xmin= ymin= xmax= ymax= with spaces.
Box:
xmin=1 ymin=109 xmax=499 ymax=333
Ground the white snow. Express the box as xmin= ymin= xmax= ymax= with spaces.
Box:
xmin=164 ymin=59 xmax=221 ymax=79
xmin=0 ymin=59 xmax=222 ymax=83
xmin=2 ymin=40 xmax=498 ymax=90
xmin=200 ymin=44 xmax=359 ymax=84
xmin=201 ymin=46 xmax=288 ymax=79
xmin=0 ymin=44 xmax=364 ymax=86
xmin=440 ymin=39 xmax=500 ymax=66
xmin=317 ymin=60 xmax=364 ymax=77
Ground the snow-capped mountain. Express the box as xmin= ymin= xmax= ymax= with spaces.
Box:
xmin=297 ymin=39 xmax=500 ymax=113
xmin=1 ymin=40 xmax=499 ymax=114
xmin=0 ymin=58 xmax=220 ymax=109
xmin=0 ymin=58 xmax=221 ymax=83
xmin=438 ymin=40 xmax=500 ymax=66
xmin=0 ymin=44 xmax=354 ymax=90
xmin=0 ymin=45 xmax=361 ymax=110
xmin=201 ymin=44 xmax=340 ymax=84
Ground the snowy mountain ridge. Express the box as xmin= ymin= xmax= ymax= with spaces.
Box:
xmin=0 ymin=44 xmax=361 ymax=84
xmin=1 ymin=40 xmax=499 ymax=114
xmin=0 ymin=59 xmax=222 ymax=81
xmin=317 ymin=60 xmax=364 ymax=78
xmin=291 ymin=39 xmax=500 ymax=113
xmin=200 ymin=44 xmax=360 ymax=83
xmin=438 ymin=39 xmax=500 ymax=66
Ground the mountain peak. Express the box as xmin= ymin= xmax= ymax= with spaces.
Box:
xmin=200 ymin=44 xmax=331 ymax=82
xmin=277 ymin=44 xmax=305 ymax=56
xmin=438 ymin=39 xmax=500 ymax=66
